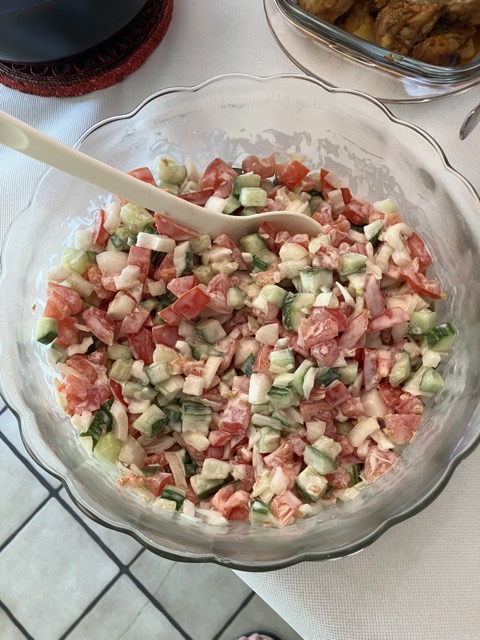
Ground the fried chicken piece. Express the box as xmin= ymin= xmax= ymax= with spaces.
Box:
xmin=374 ymin=1 xmax=442 ymax=55
xmin=337 ymin=0 xmax=376 ymax=40
xmin=442 ymin=0 xmax=480 ymax=25
xmin=298 ymin=0 xmax=354 ymax=23
xmin=411 ymin=23 xmax=476 ymax=63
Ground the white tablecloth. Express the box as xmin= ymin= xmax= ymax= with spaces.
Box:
xmin=1 ymin=2 xmax=479 ymax=639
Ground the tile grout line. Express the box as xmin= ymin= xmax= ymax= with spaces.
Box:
xmin=0 ymin=405 xmax=7 ymax=417
xmin=0 ymin=495 xmax=51 ymax=555
xmin=211 ymin=591 xmax=256 ymax=640
xmin=0 ymin=599 xmax=35 ymax=640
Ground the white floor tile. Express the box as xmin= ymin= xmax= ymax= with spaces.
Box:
xmin=0 ymin=499 xmax=119 ymax=640
xmin=67 ymin=575 xmax=184 ymax=640
xmin=0 ymin=409 xmax=61 ymax=487
xmin=60 ymin=488 xmax=143 ymax=565
xmin=130 ymin=551 xmax=175 ymax=593
xmin=218 ymin=595 xmax=304 ymax=640
xmin=0 ymin=439 xmax=49 ymax=546
xmin=132 ymin=553 xmax=252 ymax=640
xmin=0 ymin=610 xmax=27 ymax=640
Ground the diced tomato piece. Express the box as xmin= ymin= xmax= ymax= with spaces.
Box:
xmin=378 ymin=382 xmax=404 ymax=407
xmin=201 ymin=386 xmax=228 ymax=412
xmin=153 ymin=253 xmax=176 ymax=284
xmin=336 ymin=434 xmax=355 ymax=457
xmin=320 ymin=169 xmax=348 ymax=196
xmin=406 ymin=232 xmax=433 ymax=271
xmin=299 ymin=399 xmax=334 ymax=423
xmin=56 ymin=316 xmax=80 ymax=347
xmin=172 ymin=286 xmax=210 ymax=320
xmin=270 ymin=491 xmax=302 ymax=527
xmin=213 ymin=234 xmax=247 ymax=270
xmin=312 ymin=244 xmax=340 ymax=270
xmin=201 ymin=158 xmax=237 ymax=191
xmin=363 ymin=349 xmax=381 ymax=391
xmin=241 ymin=154 xmax=277 ymax=179
xmin=65 ymin=354 xmax=98 ymax=383
xmin=230 ymin=461 xmax=255 ymax=492
xmin=362 ymin=444 xmax=399 ymax=484
xmin=384 ymin=414 xmax=422 ymax=445
xmin=369 ymin=307 xmax=410 ymax=332
xmin=298 ymin=317 xmax=339 ymax=349
xmin=343 ymin=197 xmax=370 ymax=225
xmin=82 ymin=307 xmax=116 ymax=345
xmin=219 ymin=396 xmax=251 ymax=435
xmin=324 ymin=380 xmax=351 ymax=406
xmin=146 ymin=472 xmax=174 ymax=497
xmin=310 ymin=339 xmax=340 ymax=368
xmin=92 ymin=209 xmax=110 ymax=247
xmin=167 ymin=275 xmax=198 ymax=298
xmin=217 ymin=331 xmax=242 ymax=374
xmin=44 ymin=283 xmax=83 ymax=321
xmin=206 ymin=445 xmax=224 ymax=460
xmin=209 ymin=431 xmax=232 ymax=447
xmin=218 ymin=488 xmax=251 ymax=521
xmin=152 ymin=323 xmax=179 ymax=347
xmin=120 ymin=305 xmax=150 ymax=335
xmin=68 ymin=382 xmax=112 ymax=416
xmin=252 ymin=344 xmax=274 ymax=378
xmin=322 ymin=308 xmax=350 ymax=331
xmin=100 ymin=275 xmax=118 ymax=292
xmin=325 ymin=467 xmax=351 ymax=489
xmin=110 ymin=379 xmax=128 ymax=407
xmin=178 ymin=188 xmax=215 ymax=206
xmin=158 ymin=305 xmax=182 ymax=326
xmin=85 ymin=265 xmax=115 ymax=300
xmin=337 ymin=310 xmax=369 ymax=350
xmin=364 ymin=274 xmax=385 ymax=318
xmin=128 ymin=167 xmax=156 ymax=185
xmin=285 ymin=234 xmax=309 ymax=249
xmin=340 ymin=397 xmax=365 ymax=418
xmin=127 ymin=246 xmax=151 ymax=283
xmin=258 ymin=222 xmax=279 ymax=252
xmin=206 ymin=272 xmax=233 ymax=314
xmin=394 ymin=393 xmax=424 ymax=415
xmin=154 ymin=213 xmax=198 ymax=241
xmin=377 ymin=350 xmax=392 ymax=378
xmin=401 ymin=258 xmax=444 ymax=300
xmin=277 ymin=160 xmax=309 ymax=190
xmin=127 ymin=328 xmax=155 ymax=365
xmin=383 ymin=212 xmax=403 ymax=228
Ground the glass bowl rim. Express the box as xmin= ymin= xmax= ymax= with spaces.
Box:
xmin=1 ymin=72 xmax=480 ymax=570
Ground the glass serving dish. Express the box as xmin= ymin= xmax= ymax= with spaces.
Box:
xmin=1 ymin=74 xmax=480 ymax=571
xmin=265 ymin=0 xmax=480 ymax=103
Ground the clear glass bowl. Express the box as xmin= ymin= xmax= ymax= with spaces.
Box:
xmin=1 ymin=74 xmax=480 ymax=571
xmin=266 ymin=0 xmax=480 ymax=102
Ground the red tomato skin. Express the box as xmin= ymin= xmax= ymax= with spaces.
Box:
xmin=92 ymin=209 xmax=110 ymax=247
xmin=154 ymin=213 xmax=198 ymax=241
xmin=277 ymin=160 xmax=309 ymax=190
xmin=178 ymin=188 xmax=215 ymax=206
xmin=158 ymin=305 xmax=183 ymax=326
xmin=172 ymin=286 xmax=211 ymax=320
xmin=127 ymin=246 xmax=151 ymax=283
xmin=201 ymin=158 xmax=237 ymax=190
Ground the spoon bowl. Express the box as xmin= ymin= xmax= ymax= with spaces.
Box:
xmin=459 ymin=101 xmax=480 ymax=140
xmin=0 ymin=110 xmax=322 ymax=241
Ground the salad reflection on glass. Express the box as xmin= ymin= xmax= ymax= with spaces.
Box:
xmin=36 ymin=153 xmax=455 ymax=528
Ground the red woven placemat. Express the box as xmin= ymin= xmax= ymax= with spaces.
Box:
xmin=0 ymin=0 xmax=173 ymax=97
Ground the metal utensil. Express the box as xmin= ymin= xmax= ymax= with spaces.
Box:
xmin=459 ymin=101 xmax=480 ymax=140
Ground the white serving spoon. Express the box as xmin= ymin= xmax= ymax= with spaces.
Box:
xmin=0 ymin=111 xmax=322 ymax=242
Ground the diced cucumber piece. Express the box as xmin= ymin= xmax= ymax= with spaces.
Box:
xmin=190 ymin=344 xmax=222 ymax=361
xmin=233 ymin=172 xmax=261 ymax=194
xmin=201 ymin=459 xmax=232 ymax=480
xmin=316 ymin=368 xmax=340 ymax=387
xmin=80 ymin=402 xmax=113 ymax=449
xmin=364 ymin=219 xmax=383 ymax=243
xmin=304 ymin=445 xmax=337 ymax=475
xmin=339 ymin=253 xmax=368 ymax=276
xmin=160 ymin=485 xmax=186 ymax=510
xmin=123 ymin=381 xmax=158 ymax=401
xmin=408 ymin=309 xmax=437 ymax=336
xmin=260 ymin=284 xmax=287 ymax=307
xmin=251 ymin=403 xmax=271 ymax=414
xmin=249 ymin=499 xmax=272 ymax=525
xmin=426 ymin=323 xmax=456 ymax=352
xmin=196 ymin=319 xmax=227 ymax=344
xmin=347 ymin=273 xmax=366 ymax=294
xmin=296 ymin=466 xmax=328 ymax=503
xmin=241 ymin=353 xmax=256 ymax=377
xmin=299 ymin=269 xmax=333 ymax=294
xmin=239 ymin=234 xmax=268 ymax=256
xmin=182 ymin=401 xmax=212 ymax=435
xmin=189 ymin=233 xmax=212 ymax=255
xmin=146 ymin=361 xmax=171 ymax=386
xmin=269 ymin=348 xmax=295 ymax=374
xmin=190 ymin=475 xmax=225 ymax=499
xmin=140 ymin=298 xmax=159 ymax=312
xmin=420 ymin=368 xmax=444 ymax=394
xmin=227 ymin=287 xmax=245 ymax=310
xmin=133 ymin=405 xmax=168 ymax=437
xmin=291 ymin=359 xmax=315 ymax=395
xmin=248 ymin=373 xmax=272 ymax=405
xmin=389 ymin=352 xmax=411 ymax=387
xmin=156 ymin=158 xmax=187 ymax=184
xmin=267 ymin=386 xmax=299 ymax=410
xmin=282 ymin=292 xmax=314 ymax=332
xmin=251 ymin=249 xmax=278 ymax=273
xmin=252 ymin=413 xmax=284 ymax=430
xmin=107 ymin=235 xmax=127 ymax=251
xmin=239 ymin=187 xmax=267 ymax=208
xmin=272 ymin=409 xmax=300 ymax=431
xmin=110 ymin=358 xmax=134 ymax=383
xmin=241 ymin=207 xmax=258 ymax=216
xmin=309 ymin=235 xmax=331 ymax=255
xmin=223 ymin=194 xmax=241 ymax=215
xmin=155 ymin=376 xmax=184 ymax=403
xmin=193 ymin=264 xmax=214 ymax=285
xmin=335 ymin=360 xmax=359 ymax=385
xmin=256 ymin=426 xmax=281 ymax=454
xmin=120 ymin=203 xmax=154 ymax=234
xmin=35 ymin=317 xmax=59 ymax=345
xmin=94 ymin=433 xmax=123 ymax=463
xmin=313 ymin=435 xmax=342 ymax=459
xmin=60 ymin=247 xmax=90 ymax=274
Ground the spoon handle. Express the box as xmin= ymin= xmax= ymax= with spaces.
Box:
xmin=0 ymin=110 xmax=198 ymax=225
xmin=459 ymin=102 xmax=480 ymax=141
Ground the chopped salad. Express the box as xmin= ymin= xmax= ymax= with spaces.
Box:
xmin=36 ymin=155 xmax=455 ymax=527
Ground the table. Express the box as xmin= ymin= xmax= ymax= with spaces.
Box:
xmin=1 ymin=2 xmax=479 ymax=639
